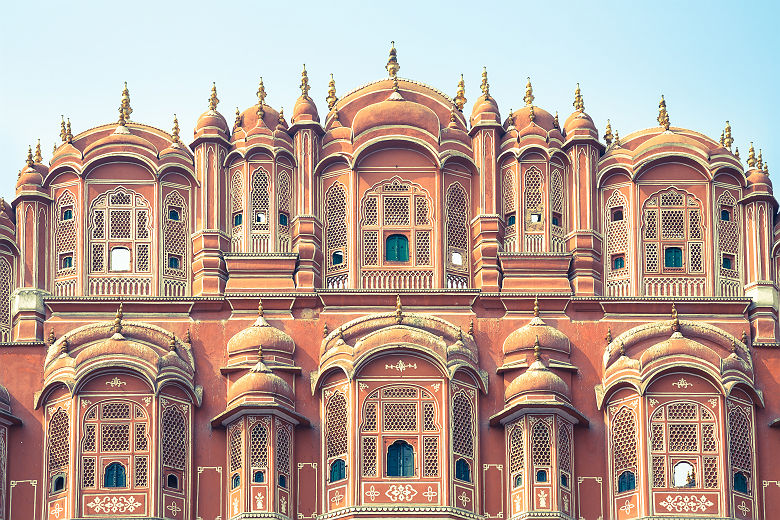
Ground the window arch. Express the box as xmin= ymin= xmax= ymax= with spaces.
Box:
xmin=329 ymin=458 xmax=346 ymax=482
xmin=325 ymin=393 xmax=348 ymax=461
xmin=549 ymin=169 xmax=565 ymax=252
xmin=445 ymin=182 xmax=469 ymax=286
xmin=642 ymin=188 xmax=704 ymax=275
xmin=523 ymin=166 xmax=544 ymax=252
xmin=509 ymin=422 xmax=524 ymax=488
xmin=502 ymin=166 xmax=518 ymax=251
xmin=230 ymin=170 xmax=244 ymax=252
xmin=386 ymin=440 xmax=414 ymax=477
xmin=47 ymin=408 xmax=70 ymax=495
xmin=611 ymin=406 xmax=637 ymax=493
xmin=605 ymin=189 xmax=630 ymax=296
xmin=0 ymin=256 xmax=13 ymax=341
xmin=250 ymin=167 xmax=270 ymax=252
xmin=455 ymin=458 xmax=471 ymax=482
xmin=55 ymin=190 xmax=77 ymax=278
xmin=385 ymin=234 xmax=409 ymax=262
xmin=228 ymin=422 xmax=243 ymax=476
xmin=728 ymin=404 xmax=753 ymax=496
xmin=530 ymin=419 xmax=551 ymax=483
xmin=557 ymin=422 xmax=572 ymax=488
xmin=324 ymin=182 xmax=348 ymax=288
xmin=452 ymin=392 xmax=474 ymax=459
xmin=162 ymin=191 xmax=189 ymax=296
xmin=104 ymin=462 xmax=126 ymax=488
xmin=250 ymin=420 xmax=269 ymax=482
xmin=276 ymin=424 xmax=292 ymax=488
xmin=717 ymin=190 xmax=741 ymax=296
xmin=277 ymin=169 xmax=292 ymax=251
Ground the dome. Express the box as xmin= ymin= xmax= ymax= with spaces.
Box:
xmin=517 ymin=121 xmax=548 ymax=140
xmin=352 ymin=92 xmax=440 ymax=139
xmin=510 ymin=105 xmax=556 ymax=133
xmin=470 ymin=94 xmax=500 ymax=124
xmin=505 ymin=357 xmax=571 ymax=402
xmin=238 ymin=105 xmax=280 ymax=134
xmin=226 ymin=303 xmax=295 ymax=356
xmin=292 ymin=95 xmax=320 ymax=124
xmin=0 ymin=383 xmax=11 ymax=413
xmin=638 ymin=332 xmax=713 ymax=368
xmin=632 ymin=130 xmax=708 ymax=157
xmin=563 ymin=110 xmax=596 ymax=134
xmin=747 ymin=168 xmax=772 ymax=193
xmin=83 ymin=125 xmax=159 ymax=157
xmin=503 ymin=304 xmax=570 ymax=356
xmin=194 ymin=109 xmax=229 ymax=137
xmin=227 ymin=360 xmax=294 ymax=404
xmin=16 ymin=165 xmax=43 ymax=189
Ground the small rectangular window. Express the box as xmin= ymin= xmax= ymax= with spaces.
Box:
xmin=506 ymin=214 xmax=516 ymax=226
xmin=612 ymin=254 xmax=625 ymax=270
xmin=168 ymin=207 xmax=181 ymax=221
xmin=552 ymin=212 xmax=562 ymax=227
xmin=530 ymin=213 xmax=542 ymax=223
xmin=612 ymin=208 xmax=624 ymax=222
xmin=60 ymin=255 xmax=73 ymax=269
xmin=233 ymin=213 xmax=243 ymax=227
xmin=168 ymin=255 xmax=182 ymax=270
xmin=62 ymin=208 xmax=73 ymax=221
xmin=720 ymin=208 xmax=731 ymax=221
xmin=722 ymin=254 xmax=734 ymax=270
xmin=664 ymin=247 xmax=683 ymax=268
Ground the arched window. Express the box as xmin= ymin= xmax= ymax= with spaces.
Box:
xmin=733 ymin=471 xmax=748 ymax=494
xmin=276 ymin=424 xmax=292 ymax=489
xmin=47 ymin=408 xmax=70 ymax=495
xmin=717 ymin=190 xmax=741 ymax=295
xmin=55 ymin=190 xmax=77 ymax=278
xmin=330 ymin=458 xmax=346 ymax=482
xmin=250 ymin=420 xmax=269 ymax=485
xmin=618 ymin=470 xmax=636 ymax=492
xmin=386 ymin=440 xmax=414 ymax=477
xmin=605 ymin=190 xmax=630 ymax=295
xmin=672 ymin=461 xmax=696 ymax=488
xmin=550 ymin=169 xmax=565 ymax=252
xmin=104 ymin=462 xmax=127 ymax=488
xmin=502 ymin=166 xmax=517 ymax=251
xmin=612 ymin=209 xmax=624 ymax=222
xmin=507 ymin=215 xmax=516 ymax=226
xmin=385 ymin=234 xmax=409 ymax=262
xmin=514 ymin=474 xmax=523 ymax=487
xmin=253 ymin=470 xmax=265 ymax=483
xmin=536 ymin=469 xmax=547 ymax=482
xmin=445 ymin=182 xmax=469 ymax=281
xmin=277 ymin=168 xmax=293 ymax=252
xmin=508 ymin=422 xmax=524 ymax=488
xmin=52 ymin=474 xmax=66 ymax=493
xmin=110 ymin=247 xmax=131 ymax=272
xmin=531 ymin=420 xmax=551 ymax=483
xmin=162 ymin=191 xmax=189 ymax=295
xmin=613 ymin=255 xmax=625 ymax=270
xmin=728 ymin=404 xmax=753 ymax=496
xmin=250 ymin=168 xmax=270 ymax=253
xmin=720 ymin=209 xmax=730 ymax=221
xmin=230 ymin=170 xmax=244 ymax=252
xmin=332 ymin=250 xmax=344 ymax=266
xmin=455 ymin=458 xmax=471 ymax=482
xmin=167 ymin=473 xmax=179 ymax=490
xmin=278 ymin=474 xmax=287 ymax=488
xmin=642 ymin=188 xmax=704 ymax=275
xmin=0 ymin=256 xmax=14 ymax=340
xmin=231 ymin=473 xmax=240 ymax=489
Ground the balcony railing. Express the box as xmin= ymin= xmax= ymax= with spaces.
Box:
xmin=89 ymin=275 xmax=152 ymax=296
xmin=643 ymin=277 xmax=705 ymax=297
xmin=361 ymin=268 xmax=434 ymax=290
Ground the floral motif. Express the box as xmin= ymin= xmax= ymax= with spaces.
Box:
xmin=658 ymin=494 xmax=713 ymax=513
xmin=672 ymin=378 xmax=693 ymax=389
xmin=365 ymin=485 xmax=380 ymax=501
xmin=166 ymin=501 xmax=182 ymax=517
xmin=537 ymin=489 xmax=547 ymax=508
xmin=458 ymin=491 xmax=471 ymax=507
xmin=385 ymin=484 xmax=418 ymax=502
xmin=423 ymin=486 xmax=437 ymax=502
xmin=280 ymin=496 xmax=288 ymax=514
xmin=106 ymin=377 xmax=126 ymax=388
xmin=620 ymin=499 xmax=635 ymax=514
xmin=649 ymin=398 xmax=659 ymax=407
xmin=50 ymin=502 xmax=64 ymax=518
xmin=737 ymin=501 xmax=750 ymax=516
xmin=385 ymin=360 xmax=417 ymax=373
xmin=87 ymin=496 xmax=143 ymax=514
xmin=255 ymin=491 xmax=265 ymax=509
xmin=330 ymin=490 xmax=344 ymax=504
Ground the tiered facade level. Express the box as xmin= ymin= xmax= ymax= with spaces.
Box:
xmin=0 ymin=47 xmax=779 ymax=520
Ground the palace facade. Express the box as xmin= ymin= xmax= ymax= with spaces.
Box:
xmin=0 ymin=45 xmax=779 ymax=520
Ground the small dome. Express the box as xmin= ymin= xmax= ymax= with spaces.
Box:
xmin=83 ymin=126 xmax=158 ymax=157
xmin=470 ymin=95 xmax=500 ymax=124
xmin=633 ymin=130 xmax=706 ymax=157
xmin=563 ymin=110 xmax=596 ymax=134
xmin=517 ymin=121 xmax=548 ymax=140
xmin=352 ymin=92 xmax=440 ymax=138
xmin=0 ymin=383 xmax=11 ymax=413
xmin=238 ymin=105 xmax=280 ymax=134
xmin=194 ymin=109 xmax=229 ymax=137
xmin=227 ymin=360 xmax=294 ymax=404
xmin=227 ymin=304 xmax=295 ymax=356
xmin=16 ymin=165 xmax=43 ymax=189
xmin=503 ymin=307 xmax=570 ymax=356
xmin=747 ymin=168 xmax=772 ymax=193
xmin=510 ymin=105 xmax=556 ymax=133
xmin=292 ymin=96 xmax=320 ymax=124
xmin=505 ymin=357 xmax=570 ymax=402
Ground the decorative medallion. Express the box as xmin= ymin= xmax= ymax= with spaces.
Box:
xmin=672 ymin=378 xmax=693 ymax=389
xmin=106 ymin=377 xmax=126 ymax=388
xmin=658 ymin=494 xmax=713 ymax=513
xmin=385 ymin=360 xmax=417 ymax=373
xmin=385 ymin=484 xmax=418 ymax=502
xmin=423 ymin=486 xmax=437 ymax=502
xmin=87 ymin=496 xmax=143 ymax=514
xmin=365 ymin=485 xmax=380 ymax=501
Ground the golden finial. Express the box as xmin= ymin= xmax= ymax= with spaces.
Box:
xmin=747 ymin=142 xmax=756 ymax=167
xmin=450 ymin=107 xmax=457 ymax=124
xmin=121 ymin=81 xmax=132 ymax=121
xmin=66 ymin=118 xmax=73 ymax=143
xmin=734 ymin=146 xmax=740 ymax=160
xmin=34 ymin=140 xmax=42 ymax=163
xmin=524 ymin=77 xmax=534 ymax=106
xmin=657 ymin=95 xmax=670 ymax=130
xmin=454 ymin=74 xmax=467 ymax=112
xmin=671 ymin=302 xmax=680 ymax=333
xmin=300 ymin=64 xmax=311 ymax=99
xmin=278 ymin=107 xmax=286 ymax=127
xmin=169 ymin=331 xmax=177 ymax=351
xmin=480 ymin=67 xmax=490 ymax=99
xmin=619 ymin=341 xmax=626 ymax=357
xmin=458 ymin=326 xmax=464 ymax=342
xmin=326 ymin=73 xmax=338 ymax=110
xmin=113 ymin=302 xmax=124 ymax=334
xmin=256 ymin=77 xmax=266 ymax=120
xmin=258 ymin=299 xmax=264 ymax=318
xmin=764 ymin=161 xmax=769 ymax=174
xmin=533 ymin=335 xmax=541 ymax=360
xmin=26 ymin=146 xmax=33 ymax=167
xmin=553 ymin=111 xmax=560 ymax=129
xmin=604 ymin=119 xmax=614 ymax=146
xmin=208 ymin=82 xmax=219 ymax=111
xmin=52 ymin=143 xmax=57 ymax=155
xmin=614 ymin=129 xmax=621 ymax=147
xmin=337 ymin=327 xmax=345 ymax=342
xmin=605 ymin=327 xmax=612 ymax=345
xmin=505 ymin=109 xmax=514 ymax=128
xmin=47 ymin=328 xmax=56 ymax=346
xmin=60 ymin=336 xmax=69 ymax=356
xmin=386 ymin=41 xmax=400 ymax=78
xmin=468 ymin=319 xmax=474 ymax=336
xmin=60 ymin=116 xmax=67 ymax=143
xmin=757 ymin=149 xmax=763 ymax=170
xmin=719 ymin=131 xmax=725 ymax=147
xmin=234 ymin=107 xmax=242 ymax=129
xmin=528 ymin=104 xmax=536 ymax=123
xmin=117 ymin=104 xmax=126 ymax=126
xmin=323 ymin=322 xmax=329 ymax=338
xmin=731 ymin=337 xmax=737 ymax=354
xmin=171 ymin=114 xmax=180 ymax=143
xmin=724 ymin=121 xmax=733 ymax=150
xmin=391 ymin=75 xmax=400 ymax=93
xmin=573 ymin=82 xmax=584 ymax=112
xmin=742 ymin=330 xmax=749 ymax=347
xmin=395 ymin=295 xmax=403 ymax=324
xmin=533 ymin=295 xmax=539 ymax=317
xmin=185 ymin=329 xmax=192 ymax=344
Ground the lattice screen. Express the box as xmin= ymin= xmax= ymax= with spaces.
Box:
xmin=524 ymin=167 xmax=543 ymax=233
xmin=0 ymin=428 xmax=5 ymax=520
xmin=161 ymin=405 xmax=187 ymax=471
xmin=277 ymin=169 xmax=292 ymax=251
xmin=276 ymin=423 xmax=292 ymax=477
xmin=549 ymin=169 xmax=565 ymax=252
xmin=55 ymin=190 xmax=77 ymax=275
xmin=509 ymin=422 xmax=524 ymax=474
xmin=325 ymin=183 xmax=348 ymax=274
xmin=231 ymin=170 xmax=244 ymax=252
xmin=47 ymin=408 xmax=70 ymax=474
xmin=0 ymin=257 xmax=12 ymax=341
xmin=642 ymin=188 xmax=705 ymax=276
xmin=611 ymin=407 xmax=637 ymax=479
xmin=250 ymin=421 xmax=270 ymax=469
xmin=229 ymin=423 xmax=243 ymax=472
xmin=326 ymin=393 xmax=348 ymax=458
xmin=557 ymin=422 xmax=572 ymax=474
xmin=728 ymin=405 xmax=752 ymax=490
xmin=503 ymin=167 xmax=517 ymax=250
xmin=605 ymin=190 xmax=629 ymax=281
xmin=530 ymin=419 xmax=551 ymax=466
xmin=162 ymin=191 xmax=188 ymax=284
xmin=445 ymin=183 xmax=469 ymax=276
xmin=452 ymin=392 xmax=474 ymax=457
xmin=717 ymin=191 xmax=741 ymax=289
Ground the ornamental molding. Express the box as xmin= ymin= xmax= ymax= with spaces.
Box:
xmin=658 ymin=494 xmax=714 ymax=513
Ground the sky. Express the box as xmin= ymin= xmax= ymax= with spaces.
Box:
xmin=1 ymin=0 xmax=778 ymax=202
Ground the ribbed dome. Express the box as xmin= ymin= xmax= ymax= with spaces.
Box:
xmin=227 ymin=360 xmax=294 ymax=404
xmin=227 ymin=303 xmax=295 ymax=356
xmin=633 ymin=130 xmax=705 ymax=156
xmin=510 ymin=105 xmax=556 ymax=133
xmin=505 ymin=357 xmax=570 ymax=402
xmin=563 ymin=110 xmax=596 ymax=133
xmin=83 ymin=126 xmax=158 ymax=157
xmin=16 ymin=166 xmax=43 ymax=188
xmin=352 ymin=92 xmax=440 ymax=138
xmin=503 ymin=305 xmax=570 ymax=356
xmin=238 ymin=105 xmax=280 ymax=134
xmin=292 ymin=95 xmax=320 ymax=123
xmin=747 ymin=168 xmax=772 ymax=192
xmin=470 ymin=94 xmax=500 ymax=122
xmin=194 ymin=109 xmax=229 ymax=136
xmin=517 ymin=121 xmax=548 ymax=140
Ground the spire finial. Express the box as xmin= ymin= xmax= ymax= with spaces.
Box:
xmin=764 ymin=161 xmax=769 ymax=174
xmin=480 ymin=67 xmax=490 ymax=99
xmin=619 ymin=341 xmax=626 ymax=357
xmin=395 ymin=295 xmax=403 ymax=324
xmin=528 ymin=104 xmax=536 ymax=123
xmin=671 ymin=302 xmax=680 ymax=333
xmin=66 ymin=118 xmax=73 ymax=143
xmin=747 ymin=142 xmax=756 ymax=167
xmin=171 ymin=114 xmax=180 ymax=143
xmin=121 ymin=81 xmax=132 ymax=121
xmin=604 ymin=119 xmax=614 ymax=146
xmin=573 ymin=82 xmax=584 ymax=112
xmin=185 ymin=329 xmax=192 ymax=344
xmin=258 ymin=299 xmax=264 ymax=318
xmin=731 ymin=337 xmax=737 ymax=354
xmin=533 ymin=336 xmax=541 ymax=361
xmin=278 ymin=107 xmax=286 ymax=127
xmin=34 ymin=139 xmax=42 ymax=163
xmin=657 ymin=95 xmax=670 ymax=130
xmin=392 ymin=75 xmax=399 ymax=92
xmin=208 ymin=82 xmax=219 ymax=111
xmin=326 ymin=73 xmax=338 ymax=110
xmin=720 ymin=131 xmax=725 ymax=147
xmin=169 ymin=331 xmax=177 ymax=351
xmin=468 ymin=319 xmax=474 ymax=336
xmin=735 ymin=146 xmax=740 ymax=160
xmin=256 ymin=77 xmax=266 ymax=120
xmin=450 ymin=107 xmax=457 ymax=124
xmin=60 ymin=115 xmax=67 ymax=143
xmin=524 ymin=77 xmax=534 ymax=106
xmin=234 ymin=107 xmax=242 ymax=129
xmin=323 ymin=322 xmax=329 ymax=338
xmin=48 ymin=328 xmax=56 ymax=347
xmin=300 ymin=64 xmax=311 ymax=99
xmin=724 ymin=121 xmax=733 ymax=150
xmin=614 ymin=129 xmax=621 ymax=147
xmin=113 ymin=302 xmax=124 ymax=335
xmin=742 ymin=330 xmax=749 ymax=347
xmin=757 ymin=149 xmax=763 ymax=170
xmin=26 ymin=146 xmax=33 ymax=167
xmin=606 ymin=327 xmax=613 ymax=345
xmin=454 ymin=74 xmax=467 ymax=112
xmin=553 ymin=111 xmax=560 ymax=129
xmin=117 ymin=103 xmax=126 ymax=126
xmin=533 ymin=295 xmax=539 ymax=317
xmin=386 ymin=41 xmax=400 ymax=78
xmin=505 ymin=108 xmax=514 ymax=128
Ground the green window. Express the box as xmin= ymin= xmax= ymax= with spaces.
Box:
xmin=387 ymin=440 xmax=414 ymax=477
xmin=664 ymin=247 xmax=683 ymax=268
xmin=385 ymin=234 xmax=409 ymax=262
